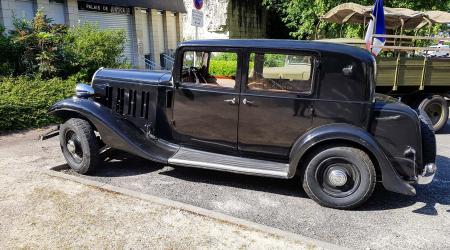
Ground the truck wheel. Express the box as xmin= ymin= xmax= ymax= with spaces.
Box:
xmin=302 ymin=146 xmax=376 ymax=209
xmin=418 ymin=95 xmax=448 ymax=132
xmin=59 ymin=118 xmax=100 ymax=174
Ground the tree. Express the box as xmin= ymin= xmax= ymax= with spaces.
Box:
xmin=263 ymin=0 xmax=450 ymax=40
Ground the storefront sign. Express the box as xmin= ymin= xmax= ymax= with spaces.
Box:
xmin=78 ymin=1 xmax=131 ymax=15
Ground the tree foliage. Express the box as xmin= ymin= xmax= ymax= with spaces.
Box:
xmin=263 ymin=0 xmax=450 ymax=40
xmin=63 ymin=23 xmax=128 ymax=80
xmin=0 ymin=11 xmax=128 ymax=80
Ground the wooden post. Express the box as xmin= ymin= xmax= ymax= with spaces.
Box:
xmin=393 ymin=18 xmax=405 ymax=91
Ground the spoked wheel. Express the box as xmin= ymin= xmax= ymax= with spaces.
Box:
xmin=302 ymin=146 xmax=376 ymax=209
xmin=419 ymin=95 xmax=449 ymax=132
xmin=65 ymin=130 xmax=84 ymax=164
xmin=60 ymin=118 xmax=100 ymax=174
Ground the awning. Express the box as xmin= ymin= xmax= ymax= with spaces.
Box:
xmin=321 ymin=3 xmax=370 ymax=24
xmin=82 ymin=0 xmax=187 ymax=13
xmin=383 ymin=7 xmax=424 ymax=30
xmin=322 ymin=3 xmax=448 ymax=30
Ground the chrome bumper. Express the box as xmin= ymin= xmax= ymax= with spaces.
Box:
xmin=417 ymin=163 xmax=437 ymax=185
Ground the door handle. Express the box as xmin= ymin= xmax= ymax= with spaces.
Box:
xmin=306 ymin=106 xmax=314 ymax=116
xmin=224 ymin=98 xmax=236 ymax=105
xmin=242 ymin=98 xmax=254 ymax=105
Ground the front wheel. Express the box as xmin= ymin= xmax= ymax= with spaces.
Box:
xmin=302 ymin=146 xmax=376 ymax=209
xmin=59 ymin=118 xmax=100 ymax=174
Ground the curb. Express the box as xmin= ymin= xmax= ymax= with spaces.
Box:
xmin=43 ymin=169 xmax=347 ymax=250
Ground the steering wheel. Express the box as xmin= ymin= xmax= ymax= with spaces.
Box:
xmin=188 ymin=66 xmax=200 ymax=83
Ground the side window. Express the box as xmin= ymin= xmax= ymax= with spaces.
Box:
xmin=181 ymin=51 xmax=238 ymax=89
xmin=247 ymin=52 xmax=314 ymax=94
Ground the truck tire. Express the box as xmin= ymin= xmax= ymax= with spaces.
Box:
xmin=59 ymin=118 xmax=100 ymax=174
xmin=418 ymin=95 xmax=448 ymax=132
xmin=302 ymin=146 xmax=376 ymax=209
xmin=417 ymin=110 xmax=437 ymax=165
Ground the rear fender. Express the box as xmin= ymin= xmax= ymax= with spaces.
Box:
xmin=289 ymin=123 xmax=416 ymax=196
xmin=49 ymin=98 xmax=179 ymax=163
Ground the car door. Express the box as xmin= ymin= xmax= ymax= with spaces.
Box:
xmin=238 ymin=50 xmax=317 ymax=159
xmin=172 ymin=47 xmax=242 ymax=154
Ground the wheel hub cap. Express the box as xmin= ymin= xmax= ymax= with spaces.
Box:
xmin=328 ymin=169 xmax=348 ymax=187
xmin=67 ymin=140 xmax=76 ymax=154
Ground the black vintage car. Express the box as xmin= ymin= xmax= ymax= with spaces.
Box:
xmin=49 ymin=39 xmax=437 ymax=209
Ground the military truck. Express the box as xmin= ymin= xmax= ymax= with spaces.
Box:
xmin=320 ymin=3 xmax=450 ymax=131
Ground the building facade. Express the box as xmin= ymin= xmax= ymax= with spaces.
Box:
xmin=0 ymin=0 xmax=186 ymax=68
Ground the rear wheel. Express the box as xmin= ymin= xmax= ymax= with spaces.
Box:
xmin=302 ymin=146 xmax=376 ymax=209
xmin=418 ymin=95 xmax=448 ymax=132
xmin=59 ymin=118 xmax=100 ymax=174
xmin=417 ymin=110 xmax=437 ymax=164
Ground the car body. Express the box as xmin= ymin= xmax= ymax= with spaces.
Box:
xmin=49 ymin=39 xmax=437 ymax=209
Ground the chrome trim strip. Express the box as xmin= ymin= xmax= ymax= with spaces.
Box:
xmin=168 ymin=147 xmax=289 ymax=179
xmin=91 ymin=67 xmax=104 ymax=85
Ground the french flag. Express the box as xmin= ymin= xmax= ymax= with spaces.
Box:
xmin=364 ymin=0 xmax=386 ymax=56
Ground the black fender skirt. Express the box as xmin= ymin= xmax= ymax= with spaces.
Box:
xmin=289 ymin=124 xmax=417 ymax=196
xmin=49 ymin=98 xmax=179 ymax=164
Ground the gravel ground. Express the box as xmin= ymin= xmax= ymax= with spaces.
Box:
xmin=0 ymin=128 xmax=321 ymax=249
xmin=2 ymin=122 xmax=450 ymax=249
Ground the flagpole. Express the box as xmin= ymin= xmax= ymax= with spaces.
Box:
xmin=370 ymin=14 xmax=377 ymax=54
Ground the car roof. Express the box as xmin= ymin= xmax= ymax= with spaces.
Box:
xmin=179 ymin=39 xmax=374 ymax=63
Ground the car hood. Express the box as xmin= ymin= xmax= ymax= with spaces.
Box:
xmin=94 ymin=68 xmax=172 ymax=85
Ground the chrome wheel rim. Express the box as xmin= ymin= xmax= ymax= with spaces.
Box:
xmin=65 ymin=130 xmax=83 ymax=163
xmin=328 ymin=169 xmax=348 ymax=187
xmin=315 ymin=157 xmax=361 ymax=198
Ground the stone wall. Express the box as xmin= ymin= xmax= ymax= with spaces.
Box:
xmin=227 ymin=0 xmax=267 ymax=39
xmin=182 ymin=0 xmax=229 ymax=40
xmin=182 ymin=0 xmax=267 ymax=40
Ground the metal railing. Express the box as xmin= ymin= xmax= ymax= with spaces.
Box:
xmin=144 ymin=53 xmax=175 ymax=71
xmin=161 ymin=53 xmax=175 ymax=70
xmin=144 ymin=58 xmax=162 ymax=70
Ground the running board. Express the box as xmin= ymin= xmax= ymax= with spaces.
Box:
xmin=168 ymin=147 xmax=289 ymax=178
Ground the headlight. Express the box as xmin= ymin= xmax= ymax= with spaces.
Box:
xmin=75 ymin=83 xmax=95 ymax=98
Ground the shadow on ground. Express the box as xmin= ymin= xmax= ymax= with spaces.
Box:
xmin=354 ymin=155 xmax=450 ymax=214
xmin=52 ymin=150 xmax=450 ymax=214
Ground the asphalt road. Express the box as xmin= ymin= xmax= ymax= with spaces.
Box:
xmin=50 ymin=124 xmax=450 ymax=250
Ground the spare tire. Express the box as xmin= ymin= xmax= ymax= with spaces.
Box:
xmin=417 ymin=109 xmax=437 ymax=165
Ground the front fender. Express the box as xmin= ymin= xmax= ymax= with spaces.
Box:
xmin=289 ymin=123 xmax=416 ymax=196
xmin=49 ymin=98 xmax=179 ymax=163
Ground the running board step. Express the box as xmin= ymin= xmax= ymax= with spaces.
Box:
xmin=168 ymin=147 xmax=289 ymax=178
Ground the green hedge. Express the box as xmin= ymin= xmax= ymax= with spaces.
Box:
xmin=0 ymin=77 xmax=76 ymax=131
xmin=209 ymin=60 xmax=255 ymax=77
xmin=209 ymin=60 xmax=237 ymax=77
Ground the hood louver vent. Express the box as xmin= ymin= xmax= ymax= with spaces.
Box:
xmin=105 ymin=86 xmax=151 ymax=121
